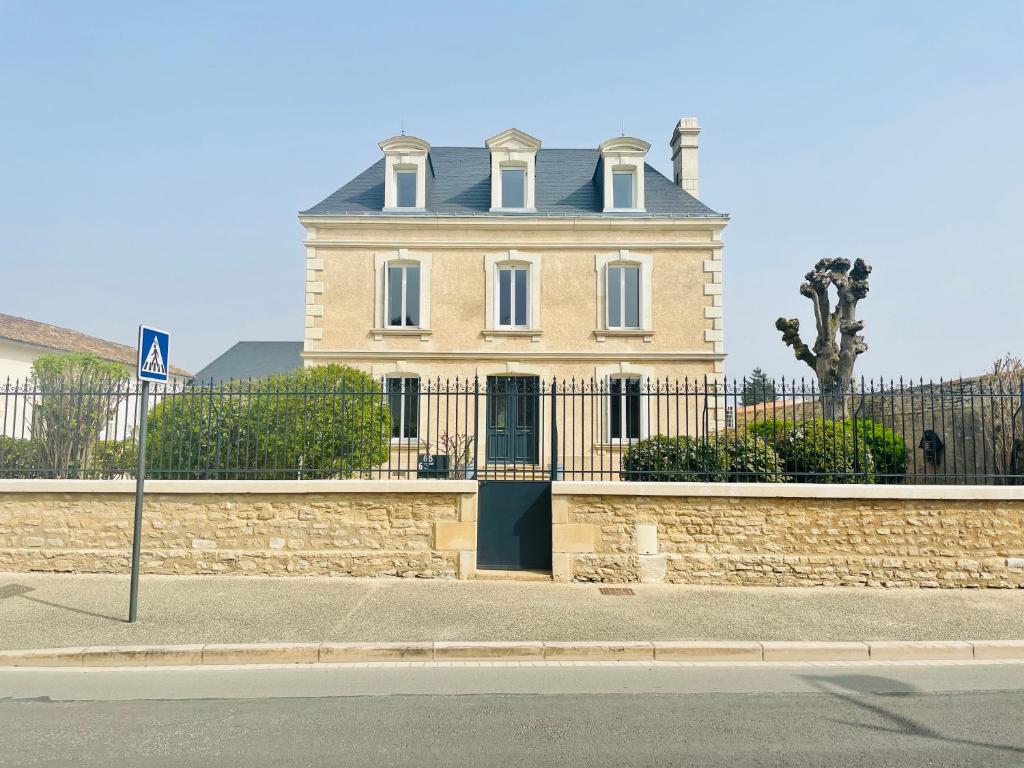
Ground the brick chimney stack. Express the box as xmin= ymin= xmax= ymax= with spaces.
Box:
xmin=669 ymin=118 xmax=700 ymax=198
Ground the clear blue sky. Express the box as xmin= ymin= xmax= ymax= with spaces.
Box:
xmin=2 ymin=1 xmax=1021 ymax=381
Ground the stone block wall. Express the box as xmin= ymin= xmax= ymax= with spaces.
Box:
xmin=553 ymin=484 xmax=1024 ymax=588
xmin=0 ymin=481 xmax=477 ymax=578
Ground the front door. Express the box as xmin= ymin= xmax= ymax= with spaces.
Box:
xmin=486 ymin=376 xmax=539 ymax=464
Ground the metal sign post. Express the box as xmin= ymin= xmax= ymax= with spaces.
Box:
xmin=129 ymin=325 xmax=170 ymax=623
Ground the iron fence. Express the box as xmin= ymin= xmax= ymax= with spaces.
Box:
xmin=2 ymin=376 xmax=1022 ymax=484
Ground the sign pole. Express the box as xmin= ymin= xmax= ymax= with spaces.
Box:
xmin=128 ymin=379 xmax=149 ymax=623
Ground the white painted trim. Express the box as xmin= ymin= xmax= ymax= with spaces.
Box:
xmin=552 ymin=481 xmax=1024 ymax=501
xmin=373 ymin=249 xmax=431 ymax=335
xmin=595 ymin=250 xmax=653 ymax=334
xmin=0 ymin=479 xmax=478 ymax=495
xmin=484 ymin=251 xmax=542 ymax=334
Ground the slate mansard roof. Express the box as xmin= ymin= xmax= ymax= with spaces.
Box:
xmin=190 ymin=341 xmax=304 ymax=385
xmin=301 ymin=147 xmax=724 ymax=218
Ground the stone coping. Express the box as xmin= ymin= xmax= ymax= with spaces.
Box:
xmin=0 ymin=479 xmax=1020 ymax=501
xmin=0 ymin=640 xmax=1020 ymax=667
xmin=0 ymin=479 xmax=478 ymax=495
xmin=552 ymin=481 xmax=1024 ymax=501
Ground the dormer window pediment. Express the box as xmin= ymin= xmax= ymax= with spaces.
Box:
xmin=486 ymin=128 xmax=541 ymax=212
xmin=379 ymin=135 xmax=430 ymax=212
xmin=598 ymin=136 xmax=650 ymax=213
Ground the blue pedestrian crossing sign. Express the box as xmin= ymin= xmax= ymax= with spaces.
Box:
xmin=137 ymin=325 xmax=170 ymax=383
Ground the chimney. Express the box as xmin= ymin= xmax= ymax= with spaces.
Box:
xmin=669 ymin=118 xmax=700 ymax=198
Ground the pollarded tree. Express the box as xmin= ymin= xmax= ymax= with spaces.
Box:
xmin=775 ymin=257 xmax=872 ymax=417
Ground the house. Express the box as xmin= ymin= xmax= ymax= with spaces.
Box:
xmin=0 ymin=313 xmax=190 ymax=385
xmin=298 ymin=120 xmax=728 ymax=468
xmin=0 ymin=313 xmax=190 ymax=439
xmin=191 ymin=341 xmax=303 ymax=384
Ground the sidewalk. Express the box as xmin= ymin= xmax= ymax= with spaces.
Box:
xmin=2 ymin=573 xmax=1023 ymax=650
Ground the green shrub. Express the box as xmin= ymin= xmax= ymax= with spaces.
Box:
xmin=846 ymin=419 xmax=907 ymax=480
xmin=777 ymin=418 xmax=875 ymax=483
xmin=720 ymin=435 xmax=788 ymax=483
xmin=145 ymin=365 xmax=391 ymax=479
xmin=88 ymin=439 xmax=138 ymax=479
xmin=621 ymin=435 xmax=727 ymax=482
xmin=0 ymin=437 xmax=39 ymax=478
xmin=745 ymin=419 xmax=796 ymax=448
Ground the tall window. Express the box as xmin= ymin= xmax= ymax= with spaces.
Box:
xmin=501 ymin=167 xmax=526 ymax=208
xmin=497 ymin=265 xmax=528 ymax=328
xmin=610 ymin=377 xmax=641 ymax=441
xmin=612 ymin=170 xmax=635 ymax=209
xmin=607 ymin=265 xmax=640 ymax=329
xmin=395 ymin=169 xmax=417 ymax=208
xmin=387 ymin=264 xmax=421 ymax=327
xmin=386 ymin=377 xmax=419 ymax=439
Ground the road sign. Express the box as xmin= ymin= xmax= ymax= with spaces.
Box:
xmin=137 ymin=325 xmax=170 ymax=383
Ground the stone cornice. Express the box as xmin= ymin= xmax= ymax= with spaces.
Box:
xmin=300 ymin=349 xmax=726 ymax=362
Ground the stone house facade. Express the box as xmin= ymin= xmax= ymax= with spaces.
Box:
xmin=297 ymin=121 xmax=728 ymax=468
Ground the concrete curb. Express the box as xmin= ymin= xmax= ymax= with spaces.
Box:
xmin=2 ymin=640 xmax=1024 ymax=667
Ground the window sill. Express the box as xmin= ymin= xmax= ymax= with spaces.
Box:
xmin=594 ymin=329 xmax=654 ymax=343
xmin=488 ymin=207 xmax=537 ymax=214
xmin=482 ymin=329 xmax=542 ymax=342
xmin=381 ymin=207 xmax=427 ymax=214
xmin=390 ymin=438 xmax=425 ymax=447
xmin=372 ymin=328 xmax=432 ymax=341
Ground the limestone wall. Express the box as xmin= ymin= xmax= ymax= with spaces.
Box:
xmin=0 ymin=480 xmax=477 ymax=578
xmin=553 ymin=484 xmax=1024 ymax=588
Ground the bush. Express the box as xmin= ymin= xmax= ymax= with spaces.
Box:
xmin=0 ymin=437 xmax=39 ymax=478
xmin=745 ymin=419 xmax=796 ymax=448
xmin=89 ymin=439 xmax=138 ymax=479
xmin=145 ymin=365 xmax=391 ymax=479
xmin=621 ymin=435 xmax=727 ymax=481
xmin=720 ymin=435 xmax=788 ymax=483
xmin=777 ymin=419 xmax=875 ymax=483
xmin=846 ymin=419 xmax=907 ymax=481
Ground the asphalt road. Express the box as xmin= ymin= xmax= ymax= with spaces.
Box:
xmin=3 ymin=662 xmax=1024 ymax=767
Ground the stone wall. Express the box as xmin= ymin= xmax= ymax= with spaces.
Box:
xmin=0 ymin=480 xmax=477 ymax=578
xmin=553 ymin=484 xmax=1024 ymax=588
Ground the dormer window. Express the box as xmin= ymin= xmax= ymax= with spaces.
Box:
xmin=395 ymin=169 xmax=417 ymax=208
xmin=485 ymin=128 xmax=541 ymax=212
xmin=598 ymin=136 xmax=651 ymax=212
xmin=378 ymin=135 xmax=430 ymax=211
xmin=612 ymin=170 xmax=635 ymax=210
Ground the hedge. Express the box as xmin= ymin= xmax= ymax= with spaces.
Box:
xmin=145 ymin=365 xmax=391 ymax=479
xmin=0 ymin=437 xmax=39 ymax=479
xmin=620 ymin=435 xmax=727 ymax=482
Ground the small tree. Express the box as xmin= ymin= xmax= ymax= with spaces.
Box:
xmin=776 ymin=257 xmax=872 ymax=418
xmin=30 ymin=353 xmax=132 ymax=478
xmin=741 ymin=368 xmax=774 ymax=405
xmin=984 ymin=353 xmax=1023 ymax=484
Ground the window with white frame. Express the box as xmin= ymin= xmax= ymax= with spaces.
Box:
xmin=385 ymin=376 xmax=419 ymax=439
xmin=386 ymin=263 xmax=421 ymax=327
xmin=395 ymin=169 xmax=417 ymax=208
xmin=497 ymin=265 xmax=529 ymax=328
xmin=606 ymin=264 xmax=641 ymax=329
xmin=500 ymin=167 xmax=526 ymax=208
xmin=609 ymin=376 xmax=642 ymax=441
xmin=612 ymin=170 xmax=635 ymax=209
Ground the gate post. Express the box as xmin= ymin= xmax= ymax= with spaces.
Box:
xmin=472 ymin=376 xmax=480 ymax=473
xmin=550 ymin=377 xmax=558 ymax=481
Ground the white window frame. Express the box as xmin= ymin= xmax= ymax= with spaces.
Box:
xmin=379 ymin=135 xmax=429 ymax=212
xmin=373 ymin=250 xmax=432 ymax=339
xmin=485 ymin=129 xmax=540 ymax=212
xmin=495 ymin=264 xmax=530 ymax=329
xmin=483 ymin=251 xmax=541 ymax=340
xmin=384 ymin=375 xmax=420 ymax=442
xmin=605 ymin=263 xmax=642 ymax=330
xmin=498 ymin=165 xmax=528 ymax=210
xmin=394 ymin=168 xmax=418 ymax=208
xmin=594 ymin=250 xmax=653 ymax=340
xmin=384 ymin=263 xmax=421 ymax=328
xmin=598 ymin=136 xmax=649 ymax=212
xmin=608 ymin=374 xmax=644 ymax=443
xmin=611 ymin=169 xmax=636 ymax=210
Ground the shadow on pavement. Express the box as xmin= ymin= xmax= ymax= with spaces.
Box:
xmin=0 ymin=581 xmax=124 ymax=623
xmin=800 ymin=673 xmax=1024 ymax=757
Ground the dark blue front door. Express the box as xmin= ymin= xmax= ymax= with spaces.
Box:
xmin=486 ymin=376 xmax=539 ymax=464
xmin=477 ymin=480 xmax=552 ymax=570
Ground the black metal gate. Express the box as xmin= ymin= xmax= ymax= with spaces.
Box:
xmin=476 ymin=480 xmax=552 ymax=571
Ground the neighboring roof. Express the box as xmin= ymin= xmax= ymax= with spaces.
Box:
xmin=190 ymin=341 xmax=304 ymax=384
xmin=301 ymin=147 xmax=724 ymax=218
xmin=0 ymin=313 xmax=190 ymax=377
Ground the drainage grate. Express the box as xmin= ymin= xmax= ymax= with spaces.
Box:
xmin=599 ymin=587 xmax=635 ymax=596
